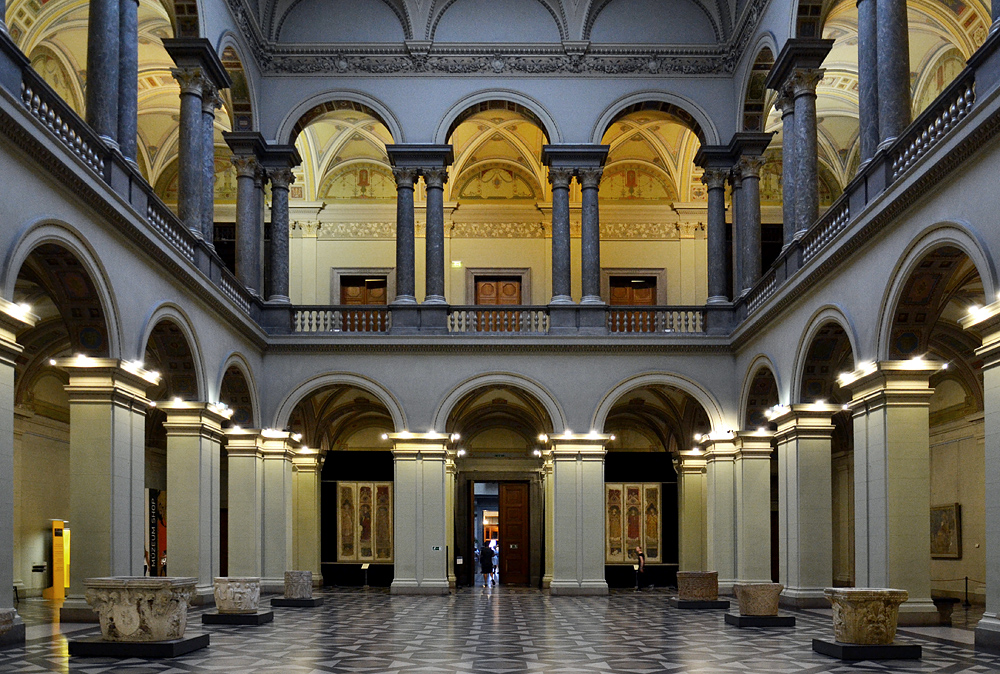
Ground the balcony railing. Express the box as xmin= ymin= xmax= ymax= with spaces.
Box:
xmin=606 ymin=307 xmax=704 ymax=333
xmin=447 ymin=307 xmax=549 ymax=333
xmin=294 ymin=306 xmax=391 ymax=333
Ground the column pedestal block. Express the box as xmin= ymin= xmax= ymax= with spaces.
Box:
xmin=812 ymin=640 xmax=920 ymax=661
xmin=69 ymin=634 xmax=209 ymax=658
xmin=271 ymin=597 xmax=324 ymax=607
xmin=669 ymin=597 xmax=730 ymax=609
xmin=725 ymin=613 xmax=795 ymax=627
xmin=202 ymin=610 xmax=273 ymax=625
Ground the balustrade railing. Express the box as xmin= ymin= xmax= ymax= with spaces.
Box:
xmin=606 ymin=307 xmax=704 ymax=333
xmin=20 ymin=69 xmax=106 ymax=176
xmin=146 ymin=197 xmax=196 ymax=262
xmin=219 ymin=272 xmax=253 ymax=315
xmin=801 ymin=197 xmax=851 ymax=264
xmin=294 ymin=306 xmax=391 ymax=333
xmin=890 ymin=68 xmax=975 ymax=182
xmin=745 ymin=270 xmax=777 ymax=314
xmin=447 ymin=307 xmax=549 ymax=333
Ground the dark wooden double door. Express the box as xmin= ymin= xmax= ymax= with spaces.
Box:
xmin=473 ymin=482 xmax=529 ymax=585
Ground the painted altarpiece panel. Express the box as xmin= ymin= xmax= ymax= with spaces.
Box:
xmin=337 ymin=481 xmax=393 ymax=562
xmin=605 ymin=483 xmax=661 ymax=563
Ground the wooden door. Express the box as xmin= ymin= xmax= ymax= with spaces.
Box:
xmin=475 ymin=276 xmax=522 ymax=332
xmin=609 ymin=277 xmax=657 ymax=332
xmin=499 ymin=482 xmax=529 ymax=585
xmin=339 ymin=275 xmax=388 ymax=330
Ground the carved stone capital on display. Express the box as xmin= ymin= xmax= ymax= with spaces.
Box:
xmin=232 ymin=155 xmax=260 ymax=179
xmin=737 ymin=155 xmax=766 ymax=179
xmin=170 ymin=67 xmax=208 ymax=96
xmin=392 ymin=167 xmax=418 ymax=188
xmin=790 ymin=68 xmax=825 ymax=98
xmin=84 ymin=577 xmax=197 ymax=642
xmin=676 ymin=571 xmax=719 ymax=601
xmin=577 ymin=167 xmax=604 ymax=189
xmin=213 ymin=577 xmax=261 ymax=614
xmin=776 ymin=89 xmax=795 ymax=117
xmin=824 ymin=588 xmax=908 ymax=645
xmin=422 ymin=167 xmax=448 ymax=189
xmin=0 ymin=609 xmax=13 ymax=636
xmin=547 ymin=167 xmax=573 ymax=189
xmin=268 ymin=168 xmax=295 ymax=190
xmin=733 ymin=583 xmax=783 ymax=616
xmin=701 ymin=168 xmax=729 ymax=190
xmin=283 ymin=571 xmax=313 ymax=599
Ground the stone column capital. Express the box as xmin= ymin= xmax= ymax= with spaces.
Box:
xmin=200 ymin=82 xmax=221 ymax=113
xmin=159 ymin=400 xmax=230 ymax=441
xmin=232 ymin=155 xmax=261 ymax=178
xmin=737 ymin=155 xmax=766 ymax=179
xmin=171 ymin=67 xmax=208 ymax=96
xmin=225 ymin=428 xmax=266 ymax=458
xmin=547 ymin=167 xmax=573 ymax=188
xmin=268 ymin=168 xmax=295 ymax=190
xmin=53 ymin=357 xmax=161 ymax=405
xmin=678 ymin=449 xmax=707 ymax=473
xmin=577 ymin=167 xmax=604 ymax=189
xmin=961 ymin=301 xmax=1000 ymax=367
xmin=729 ymin=169 xmax=743 ymax=188
xmin=841 ymin=360 xmax=941 ymax=411
xmin=392 ymin=167 xmax=418 ymax=188
xmin=776 ymin=90 xmax=796 ymax=117
xmin=701 ymin=168 xmax=729 ymax=190
xmin=254 ymin=165 xmax=268 ymax=187
xmin=790 ymin=68 xmax=825 ymax=98
xmin=422 ymin=167 xmax=448 ymax=188
xmin=771 ymin=403 xmax=840 ymax=442
xmin=292 ymin=451 xmax=324 ymax=471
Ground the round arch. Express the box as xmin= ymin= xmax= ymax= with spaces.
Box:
xmin=591 ymin=91 xmax=721 ymax=146
xmin=428 ymin=0 xmax=567 ymax=42
xmin=876 ymin=221 xmax=998 ymax=360
xmin=592 ymin=372 xmax=726 ymax=434
xmin=216 ymin=351 xmax=261 ymax=426
xmin=736 ymin=33 xmax=779 ymax=131
xmin=738 ymin=355 xmax=782 ymax=428
xmin=433 ymin=373 xmax=567 ymax=433
xmin=273 ymin=373 xmax=406 ymax=431
xmin=2 ymin=219 xmax=123 ymax=358
xmin=434 ymin=90 xmax=562 ymax=145
xmin=135 ymin=302 xmax=208 ymax=401
xmin=275 ymin=90 xmax=404 ymax=145
xmin=789 ymin=304 xmax=860 ymax=404
xmin=216 ymin=32 xmax=259 ymax=132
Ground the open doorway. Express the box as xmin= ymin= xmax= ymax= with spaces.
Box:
xmin=470 ymin=481 xmax=530 ymax=587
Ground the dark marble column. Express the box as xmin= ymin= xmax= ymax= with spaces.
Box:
xmin=232 ymin=155 xmax=261 ymax=294
xmin=201 ymin=84 xmax=220 ymax=250
xmin=393 ymin=168 xmax=418 ymax=304
xmin=857 ymin=0 xmax=880 ymax=164
xmin=423 ymin=168 xmax=447 ymax=304
xmin=703 ymin=169 xmax=729 ymax=304
xmin=86 ymin=0 xmax=120 ymax=148
xmin=0 ymin=0 xmax=8 ymax=33
xmin=730 ymin=170 xmax=743 ymax=299
xmin=171 ymin=67 xmax=206 ymax=237
xmin=877 ymin=0 xmax=911 ymax=148
xmin=776 ymin=91 xmax=796 ymax=247
xmin=739 ymin=156 xmax=765 ymax=293
xmin=578 ymin=168 xmax=603 ymax=304
xmin=267 ymin=168 xmax=294 ymax=303
xmin=549 ymin=169 xmax=573 ymax=304
xmin=116 ymin=0 xmax=138 ymax=162
xmin=252 ymin=166 xmax=267 ymax=294
xmin=791 ymin=68 xmax=824 ymax=236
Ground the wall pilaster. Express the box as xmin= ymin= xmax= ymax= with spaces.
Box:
xmin=261 ymin=430 xmax=296 ymax=593
xmin=703 ymin=435 xmax=737 ymax=592
xmin=225 ymin=429 xmax=265 ymax=577
xmin=677 ymin=450 xmax=707 ymax=572
xmin=292 ymin=451 xmax=323 ymax=584
xmin=733 ymin=430 xmax=774 ymax=583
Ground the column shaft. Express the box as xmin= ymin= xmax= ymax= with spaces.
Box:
xmin=253 ymin=168 xmax=267 ymax=293
xmin=233 ymin=156 xmax=261 ymax=294
xmin=739 ymin=157 xmax=765 ymax=292
xmin=423 ymin=168 xmax=447 ymax=304
xmin=773 ymin=406 xmax=836 ymax=606
xmin=390 ymin=437 xmax=449 ymax=594
xmin=201 ymin=87 xmax=220 ymax=249
xmin=549 ymin=169 xmax=573 ymax=303
xmin=548 ymin=440 xmax=608 ymax=595
xmin=777 ymin=94 xmax=797 ymax=246
xmin=541 ymin=460 xmax=555 ymax=587
xmin=393 ymin=169 xmax=417 ymax=304
xmin=85 ymin=0 xmax=119 ymax=146
xmin=705 ymin=439 xmax=737 ymax=592
xmin=292 ymin=455 xmax=323 ymax=581
xmin=704 ymin=170 xmax=729 ymax=303
xmin=163 ymin=403 xmax=225 ymax=602
xmin=877 ymin=0 xmax=911 ymax=147
xmin=262 ymin=436 xmax=295 ymax=592
xmin=792 ymin=69 xmax=824 ymax=235
xmin=226 ymin=431 xmax=264 ymax=576
xmin=579 ymin=169 xmax=603 ymax=304
xmin=267 ymin=169 xmax=293 ymax=303
xmin=730 ymin=173 xmax=743 ymax=299
xmin=857 ymin=0 xmax=880 ymax=164
xmin=677 ymin=452 xmax=707 ymax=571
xmin=172 ymin=68 xmax=205 ymax=236
xmin=733 ymin=434 xmax=773 ymax=582
xmin=116 ymin=0 xmax=138 ymax=161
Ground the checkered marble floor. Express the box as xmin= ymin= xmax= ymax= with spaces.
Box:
xmin=2 ymin=587 xmax=1000 ymax=673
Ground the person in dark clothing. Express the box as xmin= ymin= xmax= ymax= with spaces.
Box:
xmin=635 ymin=546 xmax=646 ymax=590
xmin=480 ymin=542 xmax=495 ymax=586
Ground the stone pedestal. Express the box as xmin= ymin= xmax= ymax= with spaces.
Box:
xmin=83 ymin=576 xmax=197 ymax=642
xmin=734 ymin=583 xmax=783 ymax=615
xmin=271 ymin=570 xmax=324 ymax=607
xmin=213 ymin=577 xmax=260 ymax=614
xmin=678 ymin=571 xmax=720 ymax=600
xmin=813 ymin=587 xmax=920 ymax=660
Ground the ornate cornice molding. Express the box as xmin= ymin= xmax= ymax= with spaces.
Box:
xmin=224 ymin=0 xmax=769 ymax=77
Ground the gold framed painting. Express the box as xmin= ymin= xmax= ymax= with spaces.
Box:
xmin=930 ymin=503 xmax=961 ymax=559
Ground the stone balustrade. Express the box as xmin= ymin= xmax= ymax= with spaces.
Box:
xmin=677 ymin=571 xmax=719 ymax=601
xmin=733 ymin=583 xmax=783 ymax=616
xmin=213 ymin=577 xmax=261 ymax=614
xmin=83 ymin=576 xmax=197 ymax=642
xmin=825 ymin=588 xmax=909 ymax=645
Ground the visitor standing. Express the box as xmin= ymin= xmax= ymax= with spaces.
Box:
xmin=480 ymin=541 xmax=495 ymax=586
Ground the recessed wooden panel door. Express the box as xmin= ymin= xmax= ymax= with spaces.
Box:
xmin=499 ymin=482 xmax=529 ymax=585
xmin=475 ymin=276 xmax=522 ymax=332
xmin=609 ymin=277 xmax=656 ymax=333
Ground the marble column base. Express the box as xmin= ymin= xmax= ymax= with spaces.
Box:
xmin=189 ymin=586 xmax=216 ymax=607
xmin=975 ymin=614 xmax=1000 ymax=652
xmin=780 ymin=587 xmax=831 ymax=608
xmin=391 ymin=295 xmax=418 ymax=305
xmin=60 ymin=598 xmax=99 ymax=623
xmin=549 ymin=295 xmax=574 ymax=305
xmin=266 ymin=295 xmax=291 ymax=304
xmin=580 ymin=295 xmax=604 ymax=305
xmin=390 ymin=579 xmax=450 ymax=595
xmin=422 ymin=295 xmax=446 ymax=305
xmin=548 ymin=580 xmax=609 ymax=596
xmin=706 ymin=295 xmax=729 ymax=305
xmin=896 ymin=599 xmax=943 ymax=626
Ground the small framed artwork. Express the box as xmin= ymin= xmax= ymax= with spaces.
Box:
xmin=930 ymin=503 xmax=962 ymax=559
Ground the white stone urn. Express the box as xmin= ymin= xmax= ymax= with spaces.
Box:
xmin=84 ymin=576 xmax=196 ymax=642
xmin=733 ymin=583 xmax=783 ymax=616
xmin=825 ymin=588 xmax=909 ymax=645
xmin=677 ymin=571 xmax=719 ymax=601
xmin=284 ymin=571 xmax=313 ymax=599
xmin=0 ymin=608 xmax=14 ymax=636
xmin=213 ymin=577 xmax=261 ymax=614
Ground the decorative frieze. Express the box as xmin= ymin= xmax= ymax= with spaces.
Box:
xmin=297 ymin=220 xmax=705 ymax=240
xmin=84 ymin=577 xmax=197 ymax=642
xmin=451 ymin=222 xmax=546 ymax=238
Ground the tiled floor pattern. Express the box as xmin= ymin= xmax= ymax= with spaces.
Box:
xmin=2 ymin=588 xmax=999 ymax=673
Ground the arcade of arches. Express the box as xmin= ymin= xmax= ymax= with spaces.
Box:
xmin=6 ymin=0 xmax=1000 ymax=665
